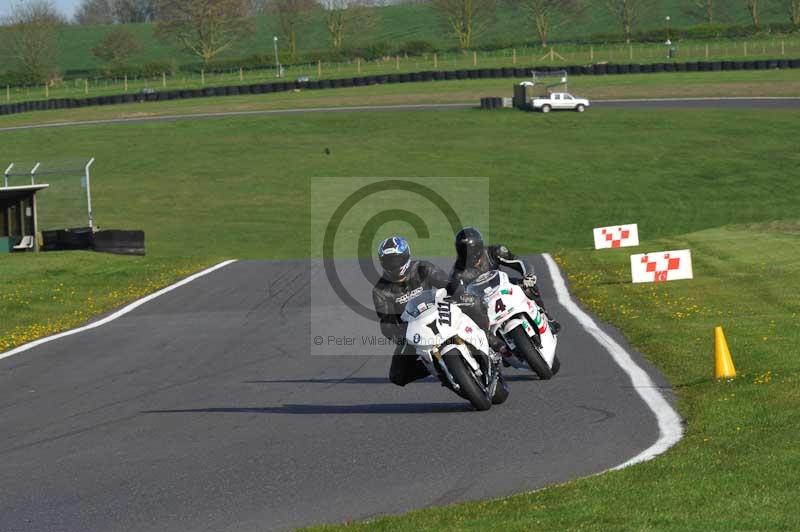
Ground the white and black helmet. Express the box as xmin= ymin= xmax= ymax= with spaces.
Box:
xmin=378 ymin=236 xmax=411 ymax=281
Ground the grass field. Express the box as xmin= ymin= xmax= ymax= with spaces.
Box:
xmin=1 ymin=1 xmax=797 ymax=76
xmin=2 ymin=70 xmax=800 ymax=129
xmin=4 ymin=37 xmax=800 ymax=105
xmin=2 ymin=104 xmax=799 ymax=528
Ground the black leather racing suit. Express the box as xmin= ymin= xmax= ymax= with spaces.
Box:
xmin=450 ymin=245 xmax=551 ymax=352
xmin=449 ymin=244 xmax=545 ymax=308
xmin=371 ymin=260 xmax=451 ymax=386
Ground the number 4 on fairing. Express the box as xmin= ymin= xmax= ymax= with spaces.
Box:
xmin=466 ymin=270 xmax=560 ymax=380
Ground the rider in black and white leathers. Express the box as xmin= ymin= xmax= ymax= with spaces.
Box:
xmin=371 ymin=236 xmax=498 ymax=386
xmin=372 ymin=237 xmax=451 ymax=386
xmin=449 ymin=227 xmax=560 ymax=334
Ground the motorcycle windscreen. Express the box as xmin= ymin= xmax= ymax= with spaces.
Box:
xmin=404 ymin=289 xmax=438 ymax=318
xmin=466 ymin=270 xmax=502 ymax=298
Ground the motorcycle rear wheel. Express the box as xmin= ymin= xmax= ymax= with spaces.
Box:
xmin=443 ymin=353 xmax=492 ymax=411
xmin=508 ymin=326 xmax=554 ymax=380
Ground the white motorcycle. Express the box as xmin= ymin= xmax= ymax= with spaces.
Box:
xmin=401 ymin=288 xmax=509 ymax=411
xmin=466 ymin=270 xmax=560 ymax=380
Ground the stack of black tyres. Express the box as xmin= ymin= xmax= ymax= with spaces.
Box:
xmin=92 ymin=230 xmax=145 ymax=256
xmin=480 ymin=97 xmax=504 ymax=110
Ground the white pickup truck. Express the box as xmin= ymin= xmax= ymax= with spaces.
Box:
xmin=531 ymin=92 xmax=590 ymax=113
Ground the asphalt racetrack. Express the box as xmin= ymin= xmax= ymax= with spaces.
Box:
xmin=0 ymin=97 xmax=798 ymax=132
xmin=0 ymin=256 xmax=677 ymax=531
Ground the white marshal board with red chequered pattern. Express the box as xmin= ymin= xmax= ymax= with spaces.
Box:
xmin=593 ymin=224 xmax=639 ymax=250
xmin=630 ymin=249 xmax=694 ymax=283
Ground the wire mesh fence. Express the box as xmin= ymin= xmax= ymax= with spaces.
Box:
xmin=4 ymin=160 xmax=92 ymax=230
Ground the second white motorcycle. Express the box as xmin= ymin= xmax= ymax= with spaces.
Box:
xmin=466 ymin=270 xmax=560 ymax=380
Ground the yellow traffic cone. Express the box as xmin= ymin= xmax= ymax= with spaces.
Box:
xmin=714 ymin=326 xmax=736 ymax=379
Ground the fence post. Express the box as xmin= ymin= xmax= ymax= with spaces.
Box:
xmin=201 ymin=69 xmax=205 ymax=85
xmin=318 ymin=60 xmax=322 ymax=77
xmin=45 ymin=84 xmax=49 ymax=99
xmin=781 ymin=40 xmax=785 ymax=56
xmin=473 ymin=51 xmax=477 ymax=66
xmin=744 ymin=42 xmax=748 ymax=56
xmin=513 ymin=48 xmax=517 ymax=65
xmin=84 ymin=79 xmax=88 ymax=95
xmin=629 ymin=44 xmax=633 ymax=60
xmin=396 ymin=55 xmax=400 ymax=70
xmin=357 ymin=57 xmax=361 ymax=74
xmin=705 ymin=43 xmax=709 ymax=58
xmin=124 ymin=75 xmax=128 ymax=92
xmin=590 ymin=46 xmax=594 ymax=62
xmin=5 ymin=85 xmax=9 ymax=102
xmin=162 ymin=72 xmax=166 ymax=88
xmin=434 ymin=53 xmax=438 ymax=68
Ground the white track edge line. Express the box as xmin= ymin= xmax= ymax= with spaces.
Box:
xmin=542 ymin=253 xmax=683 ymax=469
xmin=0 ymin=259 xmax=238 ymax=362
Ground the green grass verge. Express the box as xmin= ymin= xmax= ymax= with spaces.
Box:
xmin=2 ymin=107 xmax=799 ymax=528
xmin=2 ymin=69 xmax=800 ymax=129
xmin=0 ymin=253 xmax=212 ymax=352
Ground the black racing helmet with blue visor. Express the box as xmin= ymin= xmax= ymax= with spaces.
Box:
xmin=378 ymin=236 xmax=412 ymax=281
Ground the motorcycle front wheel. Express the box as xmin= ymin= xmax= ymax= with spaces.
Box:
xmin=443 ymin=353 xmax=492 ymax=411
xmin=507 ymin=326 xmax=554 ymax=380
xmin=491 ymin=372 xmax=510 ymax=405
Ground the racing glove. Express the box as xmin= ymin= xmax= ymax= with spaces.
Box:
xmin=522 ymin=274 xmax=538 ymax=289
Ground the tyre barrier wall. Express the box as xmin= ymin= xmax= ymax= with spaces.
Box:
xmin=40 ymin=227 xmax=145 ymax=255
xmin=2 ymin=58 xmax=800 ymax=118
xmin=92 ymin=229 xmax=146 ymax=256
xmin=41 ymin=227 xmax=94 ymax=251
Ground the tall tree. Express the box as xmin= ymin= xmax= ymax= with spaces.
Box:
xmin=744 ymin=0 xmax=760 ymax=25
xmin=318 ymin=0 xmax=377 ymax=51
xmin=269 ymin=0 xmax=316 ymax=58
xmin=682 ymin=0 xmax=715 ymax=24
xmin=247 ymin=0 xmax=268 ymax=15
xmin=155 ymin=0 xmax=254 ymax=64
xmin=519 ymin=0 xmax=582 ymax=48
xmin=73 ymin=0 xmax=114 ymax=24
xmin=789 ymin=0 xmax=800 ymax=25
xmin=603 ymin=0 xmax=646 ymax=44
xmin=5 ymin=1 xmax=66 ymax=83
xmin=92 ymin=26 xmax=140 ymax=68
xmin=113 ymin=0 xmax=157 ymax=22
xmin=430 ymin=0 xmax=497 ymax=49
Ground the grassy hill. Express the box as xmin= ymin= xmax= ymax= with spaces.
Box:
xmin=2 ymin=104 xmax=799 ymax=528
xmin=0 ymin=1 xmax=796 ymax=75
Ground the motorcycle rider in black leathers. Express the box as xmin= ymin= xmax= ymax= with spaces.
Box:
xmin=371 ymin=235 xmax=500 ymax=387
xmin=449 ymin=227 xmax=561 ymax=339
xmin=371 ymin=236 xmax=451 ymax=386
